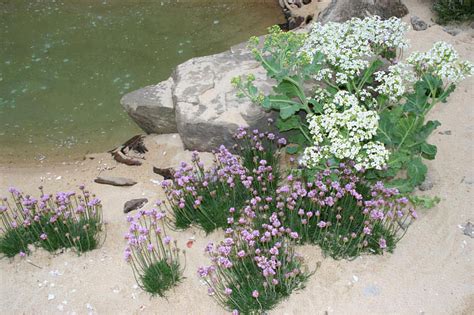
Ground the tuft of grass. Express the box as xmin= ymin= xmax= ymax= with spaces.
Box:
xmin=38 ymin=217 xmax=102 ymax=253
xmin=125 ymin=208 xmax=185 ymax=298
xmin=163 ymin=128 xmax=286 ymax=234
xmin=0 ymin=226 xmax=35 ymax=258
xmin=276 ymin=164 xmax=417 ymax=259
xmin=140 ymin=259 xmax=183 ymax=297
xmin=0 ymin=186 xmax=105 ymax=258
xmin=433 ymin=0 xmax=474 ymax=24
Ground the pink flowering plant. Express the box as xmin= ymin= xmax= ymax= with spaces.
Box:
xmin=124 ymin=206 xmax=184 ymax=297
xmin=162 ymin=128 xmax=286 ymax=233
xmin=0 ymin=186 xmax=104 ymax=258
xmin=275 ymin=162 xmax=416 ymax=259
xmin=198 ymin=208 xmax=310 ymax=314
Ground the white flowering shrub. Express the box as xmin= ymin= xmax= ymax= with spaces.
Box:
xmin=301 ymin=91 xmax=389 ymax=171
xmin=234 ymin=17 xmax=473 ymax=192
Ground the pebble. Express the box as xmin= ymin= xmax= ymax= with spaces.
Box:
xmin=363 ymin=285 xmax=381 ymax=297
xmin=438 ymin=130 xmax=452 ymax=135
xmin=48 ymin=294 xmax=55 ymax=301
xmin=462 ymin=222 xmax=473 ymax=238
xmin=411 ymin=16 xmax=428 ymax=31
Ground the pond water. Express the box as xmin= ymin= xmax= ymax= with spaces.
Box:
xmin=0 ymin=0 xmax=283 ymax=164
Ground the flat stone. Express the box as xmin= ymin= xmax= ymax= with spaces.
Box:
xmin=121 ymin=77 xmax=177 ymax=134
xmin=94 ymin=176 xmax=137 ymax=187
xmin=443 ymin=26 xmax=461 ymax=36
xmin=318 ymin=0 xmax=408 ymax=24
xmin=123 ymin=198 xmax=148 ymax=213
xmin=411 ymin=16 xmax=428 ymax=31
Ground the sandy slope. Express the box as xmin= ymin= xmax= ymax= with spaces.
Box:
xmin=1 ymin=2 xmax=473 ymax=315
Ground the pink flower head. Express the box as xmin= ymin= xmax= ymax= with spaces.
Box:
xmin=252 ymin=290 xmax=259 ymax=298
xmin=19 ymin=251 xmax=26 ymax=257
xmin=379 ymin=238 xmax=387 ymax=249
xmin=317 ymin=221 xmax=327 ymax=228
xmin=164 ymin=236 xmax=172 ymax=244
xmin=40 ymin=233 xmax=48 ymax=240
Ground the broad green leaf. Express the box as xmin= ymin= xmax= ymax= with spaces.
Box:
xmin=420 ymin=142 xmax=437 ymax=160
xmin=403 ymin=83 xmax=430 ymax=115
xmin=286 ymin=145 xmax=299 ymax=154
xmin=408 ymin=195 xmax=441 ymax=209
xmin=287 ymin=132 xmax=309 ymax=146
xmin=393 ymin=115 xmax=421 ymax=147
xmin=280 ymin=105 xmax=299 ymax=119
xmin=407 ymin=157 xmax=427 ymax=187
xmin=386 ymin=179 xmax=415 ymax=193
xmin=273 ymin=80 xmax=301 ymax=99
xmin=276 ymin=116 xmax=302 ymax=132
xmin=416 ymin=120 xmax=441 ymax=142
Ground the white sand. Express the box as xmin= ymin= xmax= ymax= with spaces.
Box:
xmin=1 ymin=2 xmax=473 ymax=314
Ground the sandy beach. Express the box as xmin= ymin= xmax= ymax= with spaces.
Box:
xmin=1 ymin=1 xmax=473 ymax=314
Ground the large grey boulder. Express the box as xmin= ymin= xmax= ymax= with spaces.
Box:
xmin=172 ymin=44 xmax=275 ymax=152
xmin=120 ymin=77 xmax=177 ymax=134
xmin=318 ymin=0 xmax=409 ymax=24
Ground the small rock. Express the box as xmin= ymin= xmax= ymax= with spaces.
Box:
xmin=123 ymin=198 xmax=148 ymax=213
xmin=153 ymin=167 xmax=174 ymax=180
xmin=363 ymin=285 xmax=381 ymax=297
xmin=438 ymin=130 xmax=452 ymax=135
xmin=443 ymin=27 xmax=461 ymax=36
xmin=411 ymin=16 xmax=427 ymax=31
xmin=419 ymin=178 xmax=434 ymax=191
xmin=94 ymin=176 xmax=137 ymax=187
xmin=48 ymin=294 xmax=55 ymax=301
xmin=462 ymin=222 xmax=474 ymax=238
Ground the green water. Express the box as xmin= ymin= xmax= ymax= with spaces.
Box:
xmin=0 ymin=0 xmax=283 ymax=164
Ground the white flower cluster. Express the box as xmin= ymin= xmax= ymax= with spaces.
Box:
xmin=301 ymin=91 xmax=389 ymax=170
xmin=407 ymin=41 xmax=474 ymax=84
xmin=374 ymin=63 xmax=416 ymax=102
xmin=300 ymin=16 xmax=409 ymax=85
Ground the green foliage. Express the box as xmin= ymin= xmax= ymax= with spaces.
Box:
xmin=224 ymin=255 xmax=309 ymax=314
xmin=278 ymin=165 xmax=416 ymax=259
xmin=0 ymin=187 xmax=105 ymax=258
xmin=433 ymin=0 xmax=474 ymax=24
xmin=233 ymin=27 xmax=314 ymax=150
xmin=163 ymin=129 xmax=284 ymax=234
xmin=38 ymin=217 xmax=102 ymax=253
xmin=373 ymin=74 xmax=454 ymax=192
xmin=140 ymin=260 xmax=182 ymax=297
xmin=0 ymin=225 xmax=35 ymax=258
xmin=409 ymin=195 xmax=441 ymax=209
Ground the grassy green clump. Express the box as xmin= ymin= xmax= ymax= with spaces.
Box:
xmin=0 ymin=186 xmax=105 ymax=258
xmin=433 ymin=0 xmax=474 ymax=24
xmin=276 ymin=164 xmax=416 ymax=259
xmin=162 ymin=128 xmax=286 ymax=234
xmin=140 ymin=259 xmax=183 ymax=297
xmin=0 ymin=225 xmax=36 ymax=258
xmin=124 ymin=209 xmax=184 ymax=297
